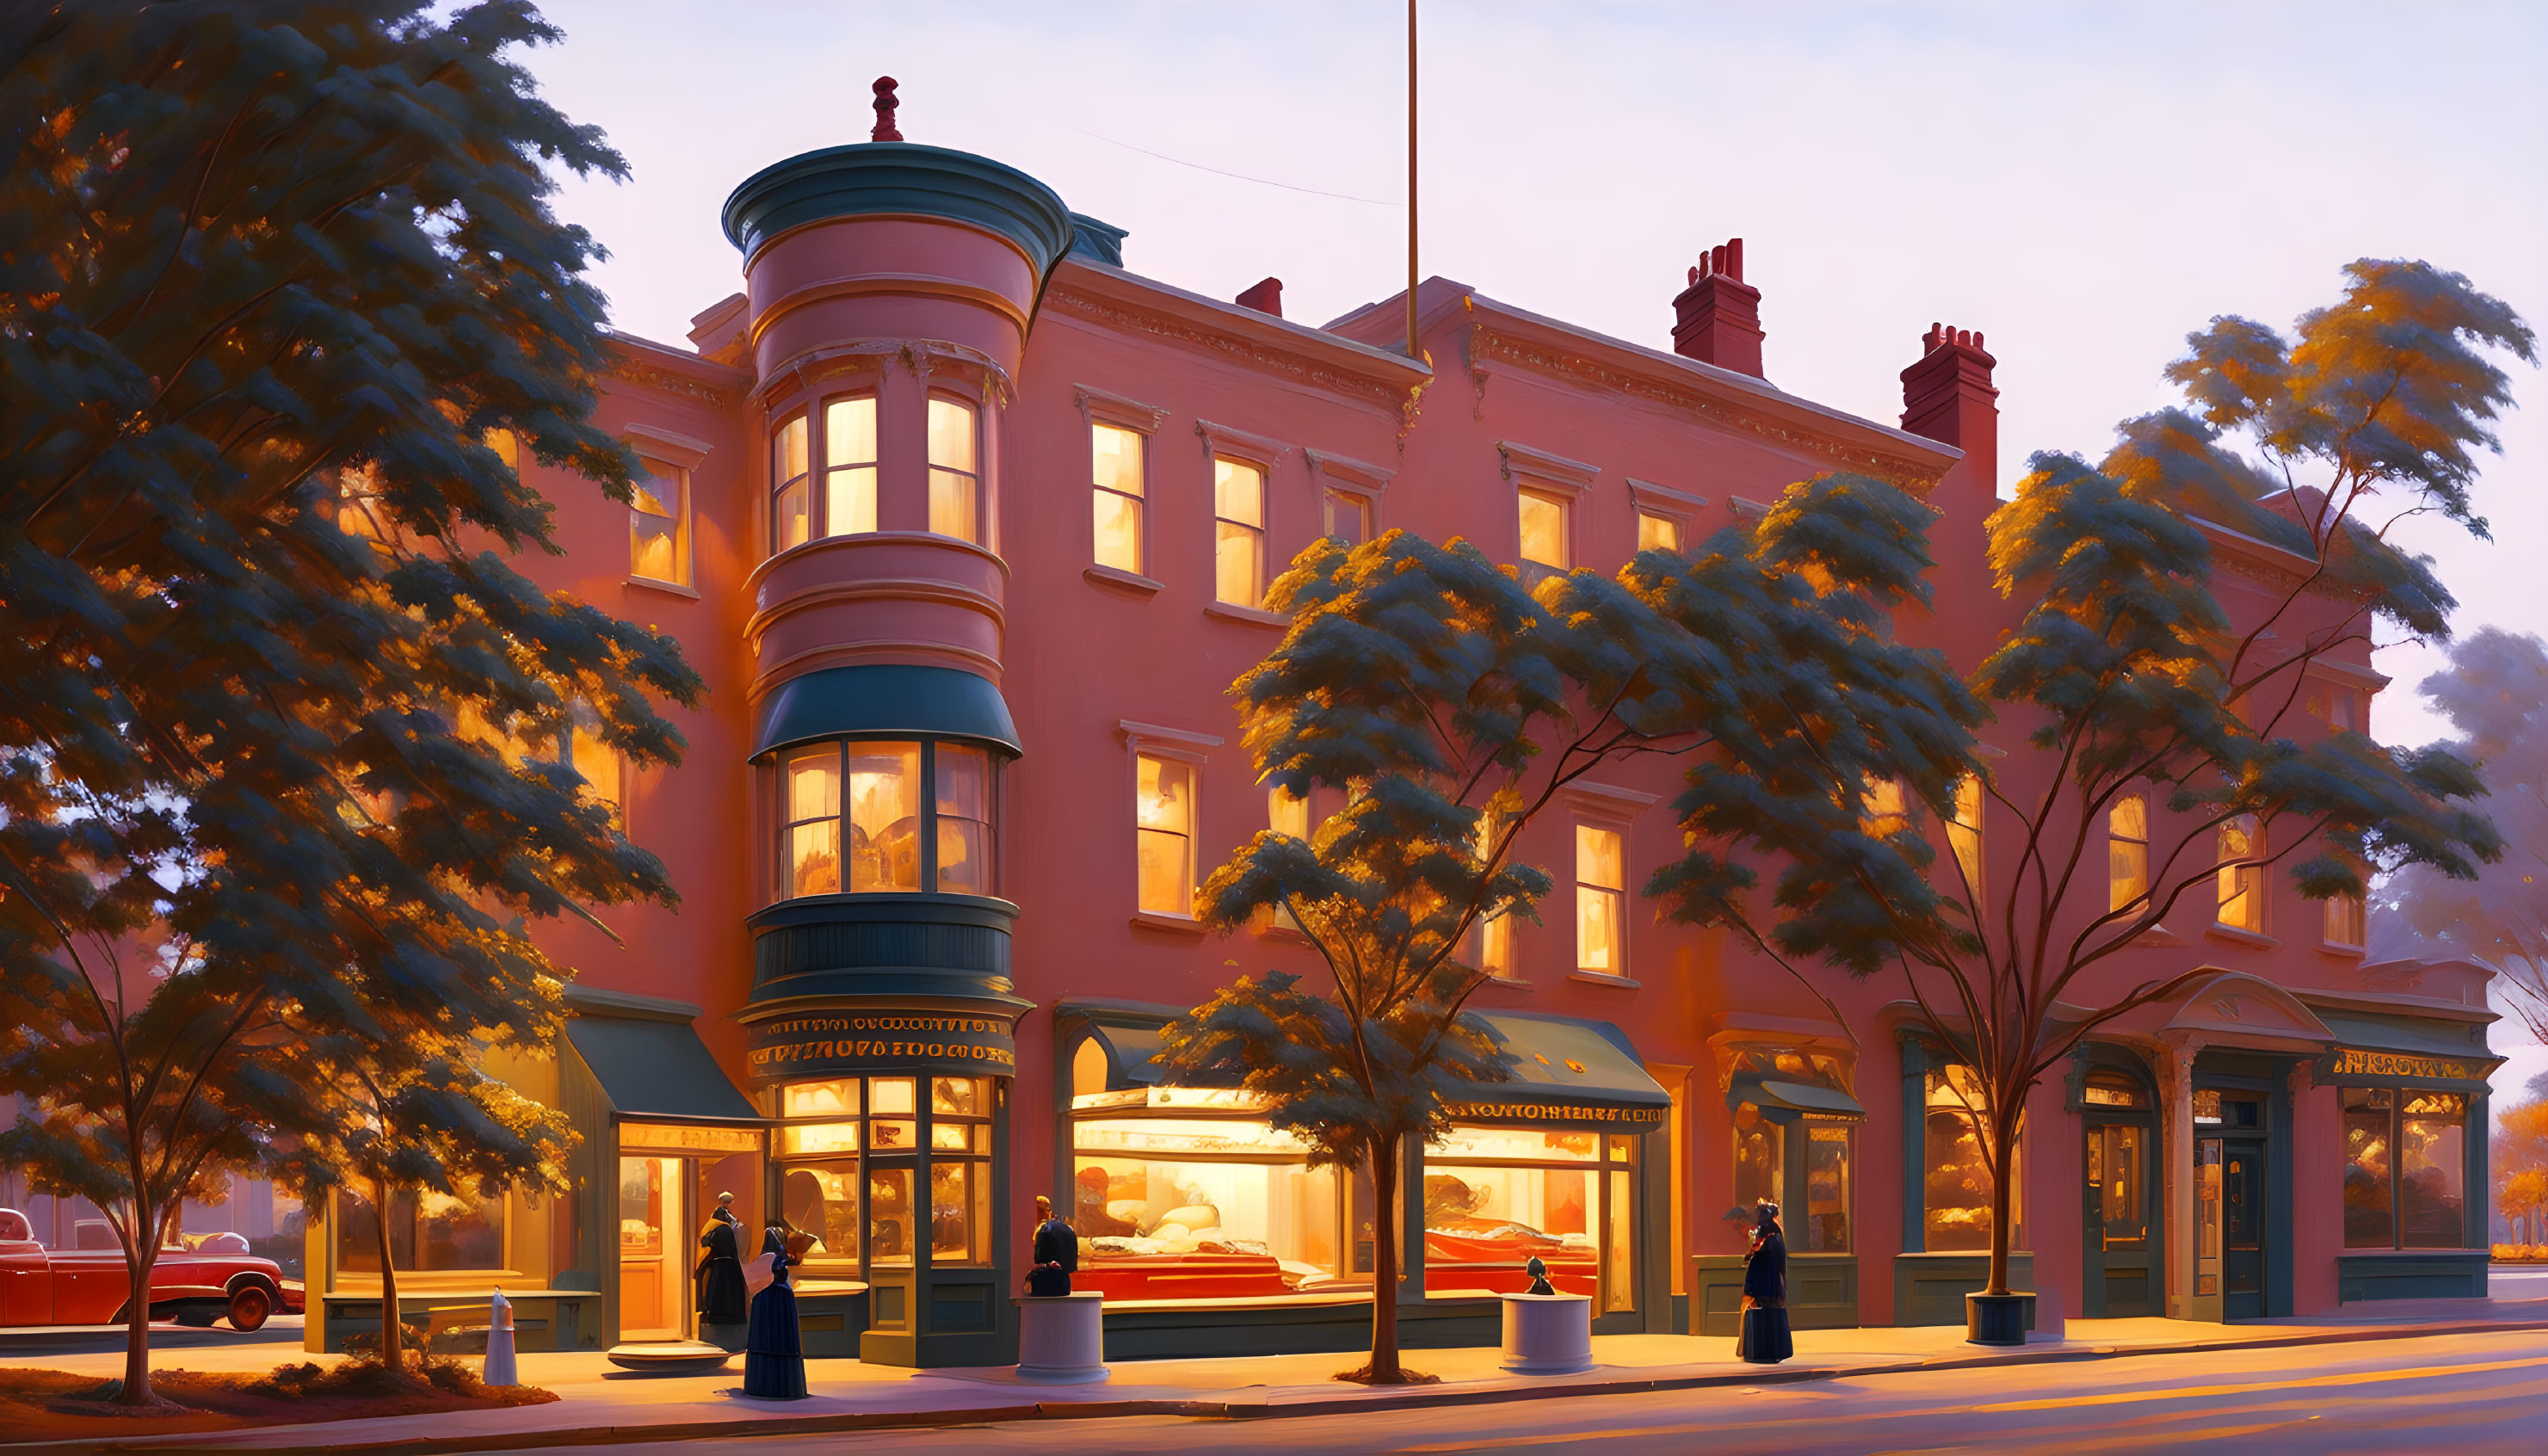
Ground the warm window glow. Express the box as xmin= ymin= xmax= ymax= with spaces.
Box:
xmin=2216 ymin=814 xmax=2262 ymax=931
xmin=1427 ymin=1127 xmax=1640 ymax=1311
xmin=928 ymin=397 xmax=979 ymax=543
xmin=1092 ymin=423 xmax=1145 ymax=572
xmin=630 ymin=454 xmax=689 ymax=585
xmin=2324 ymin=888 xmax=2366 ymax=947
xmin=1136 ymin=753 xmax=1195 ymax=916
xmin=1268 ymin=784 xmax=1310 ymax=840
xmin=2343 ymin=1087 xmax=2395 ymax=1249
xmin=485 ymin=429 xmax=520 ymax=468
xmin=2109 ymin=795 xmax=2150 ymax=912
xmin=773 ymin=415 xmax=811 ymax=551
xmin=1948 ymin=774 xmax=1984 ymax=893
xmin=935 ymin=743 xmax=992 ymax=896
xmin=783 ymin=745 xmax=842 ymax=897
xmin=844 ymin=743 xmax=921 ymax=891
xmin=1635 ymin=510 xmax=1681 ymax=554
xmin=1465 ymin=811 xmax=1515 ymax=977
xmin=1860 ymin=777 xmax=1909 ymax=839
xmin=1805 ymin=1125 xmax=1853 ymax=1253
xmin=1924 ymin=1065 xmax=2021 ymax=1251
xmin=1073 ymin=1115 xmax=1341 ymax=1295
xmin=335 ymin=461 xmax=392 ymax=544
xmin=1324 ymin=488 xmax=1371 ymax=548
xmin=1214 ymin=457 xmax=1266 ymax=606
xmin=824 ymin=396 xmax=878 ymax=537
xmin=1518 ymin=487 xmax=1568 ymax=575
xmin=1575 ymin=823 xmax=1624 ymax=972
xmin=568 ymin=699 xmax=622 ymax=832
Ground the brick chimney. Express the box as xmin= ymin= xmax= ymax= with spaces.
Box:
xmin=1898 ymin=323 xmax=1998 ymax=490
xmin=1234 ymin=276 xmax=1283 ymax=318
xmin=1671 ymin=239 xmax=1764 ymax=377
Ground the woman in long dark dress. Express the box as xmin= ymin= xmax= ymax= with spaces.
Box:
xmin=743 ymin=1225 xmax=808 ymax=1399
xmin=1737 ymin=1200 xmax=1794 ymax=1365
xmin=696 ymin=1197 xmax=749 ymax=1333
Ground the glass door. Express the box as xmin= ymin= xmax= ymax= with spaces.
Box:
xmin=2222 ymin=1143 xmax=2266 ymax=1320
xmin=2193 ymin=1138 xmax=2223 ymax=1319
xmin=2084 ymin=1120 xmax=2153 ymax=1317
xmin=617 ymin=1156 xmax=689 ymax=1341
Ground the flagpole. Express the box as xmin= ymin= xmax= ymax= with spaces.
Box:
xmin=1405 ymin=0 xmax=1418 ymax=359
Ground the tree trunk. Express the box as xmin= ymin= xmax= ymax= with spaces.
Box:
xmin=1367 ymin=1130 xmax=1404 ymax=1381
xmin=372 ymin=1176 xmax=405 ymax=1373
xmin=1985 ymin=1099 xmax=2020 ymax=1298
xmin=114 ymin=1200 xmax=159 ymax=1406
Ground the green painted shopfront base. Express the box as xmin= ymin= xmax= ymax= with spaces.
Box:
xmin=2336 ymin=1250 xmax=2491 ymax=1303
xmin=1691 ymin=1253 xmax=1859 ymax=1336
xmin=1892 ymin=1252 xmax=2037 ymax=1328
xmin=1099 ymin=1295 xmax=1499 ymax=1362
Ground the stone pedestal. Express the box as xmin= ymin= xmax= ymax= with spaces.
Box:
xmin=1013 ymin=1293 xmax=1107 ymax=1384
xmin=1497 ymin=1292 xmax=1593 ymax=1374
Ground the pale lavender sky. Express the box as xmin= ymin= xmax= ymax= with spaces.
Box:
xmin=521 ymin=0 xmax=2546 ymax=1080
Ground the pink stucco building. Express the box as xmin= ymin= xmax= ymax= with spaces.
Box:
xmin=146 ymin=102 xmax=2490 ymax=1364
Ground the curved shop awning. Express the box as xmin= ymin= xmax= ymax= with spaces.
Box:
xmin=565 ymin=991 xmax=762 ymax=1124
xmin=751 ymin=663 xmax=1021 ymax=759
xmin=1730 ymin=1075 xmax=1866 ymax=1120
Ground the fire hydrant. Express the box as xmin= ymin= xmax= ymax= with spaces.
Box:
xmin=483 ymin=1287 xmax=518 ymax=1386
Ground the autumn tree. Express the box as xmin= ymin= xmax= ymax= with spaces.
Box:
xmin=1650 ymin=260 xmax=2527 ymax=1330
xmin=0 ymin=1 xmax=697 ymax=1404
xmin=2375 ymin=628 xmax=2548 ymax=1045
xmin=2496 ymin=1100 xmax=2548 ymax=1245
xmin=1163 ymin=484 xmax=1971 ymax=1382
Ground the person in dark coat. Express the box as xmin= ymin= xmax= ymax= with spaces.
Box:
xmin=1737 ymin=1200 xmax=1794 ymax=1364
xmin=696 ymin=1194 xmax=749 ymax=1333
xmin=1025 ymin=1194 xmax=1077 ymax=1297
xmin=743 ymin=1224 xmax=809 ymax=1399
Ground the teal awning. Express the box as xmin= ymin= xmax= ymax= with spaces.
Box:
xmin=1449 ymin=1013 xmax=1671 ymax=1128
xmin=751 ymin=663 xmax=1021 ymax=758
xmin=565 ymin=1014 xmax=762 ymax=1123
xmin=2310 ymin=1007 xmax=2502 ymax=1086
xmin=1063 ymin=1000 xmax=1237 ymax=1090
xmin=2313 ymin=1009 xmax=2495 ymax=1062
xmin=1729 ymin=1075 xmax=1866 ymax=1120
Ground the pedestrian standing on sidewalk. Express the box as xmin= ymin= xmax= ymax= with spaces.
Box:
xmin=743 ymin=1224 xmax=811 ymax=1399
xmin=697 ymin=1193 xmax=749 ymax=1343
xmin=1737 ymin=1200 xmax=1793 ymax=1365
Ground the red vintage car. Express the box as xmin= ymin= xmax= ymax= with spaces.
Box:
xmin=0 ymin=1209 xmax=301 ymax=1330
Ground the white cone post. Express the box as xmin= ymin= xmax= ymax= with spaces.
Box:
xmin=482 ymin=1287 xmax=518 ymax=1386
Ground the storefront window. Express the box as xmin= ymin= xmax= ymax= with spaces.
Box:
xmin=2343 ymin=1087 xmax=2394 ymax=1248
xmin=2402 ymin=1091 xmax=2467 ymax=1248
xmin=336 ymin=1186 xmax=503 ymax=1273
xmin=1071 ymin=1101 xmax=1342 ymax=1300
xmin=776 ymin=741 xmax=1000 ymax=903
xmin=779 ymin=1162 xmax=858 ymax=1260
xmin=772 ymin=1072 xmax=999 ymax=1274
xmin=1731 ymin=1114 xmax=1782 ymax=1215
xmin=1924 ymin=1066 xmax=2021 ymax=1253
xmin=1805 ymin=1126 xmax=1853 ymax=1253
xmin=1426 ymin=1125 xmax=1639 ymax=1311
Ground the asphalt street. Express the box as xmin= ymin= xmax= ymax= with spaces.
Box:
xmin=577 ymin=1326 xmax=2548 ymax=1456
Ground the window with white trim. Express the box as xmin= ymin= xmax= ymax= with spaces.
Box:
xmin=2109 ymin=795 xmax=2150 ymax=912
xmin=1575 ymin=823 xmax=1625 ymax=974
xmin=1518 ymin=485 xmax=1570 ymax=586
xmin=2216 ymin=814 xmax=2263 ymax=932
xmin=824 ymin=395 xmax=879 ymax=537
xmin=1213 ymin=457 xmax=1267 ymax=606
xmin=630 ymin=454 xmax=690 ymax=586
xmin=1634 ymin=509 xmax=1681 ymax=554
xmin=1137 ymin=753 xmax=1197 ymax=916
xmin=928 ymin=396 xmax=980 ymax=543
xmin=1092 ymin=422 xmax=1146 ymax=572
xmin=772 ymin=413 xmax=811 ymax=551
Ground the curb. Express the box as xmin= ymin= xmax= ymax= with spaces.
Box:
xmin=16 ymin=1317 xmax=2548 ymax=1456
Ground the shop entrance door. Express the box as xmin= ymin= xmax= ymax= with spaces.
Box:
xmin=2220 ymin=1143 xmax=2266 ymax=1320
xmin=618 ymin=1156 xmax=690 ymax=1341
xmin=2082 ymin=1120 xmax=2154 ymax=1317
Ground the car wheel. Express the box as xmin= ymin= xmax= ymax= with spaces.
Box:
xmin=227 ymin=1285 xmax=272 ymax=1332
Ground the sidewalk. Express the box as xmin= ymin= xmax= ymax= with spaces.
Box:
xmin=13 ymin=1295 xmax=2548 ymax=1455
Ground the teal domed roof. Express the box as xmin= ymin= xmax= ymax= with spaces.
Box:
xmin=721 ymin=141 xmax=1075 ymax=274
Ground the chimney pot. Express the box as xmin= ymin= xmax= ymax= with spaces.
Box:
xmin=871 ymin=77 xmax=903 ymax=142
xmin=1671 ymin=236 xmax=1765 ymax=377
xmin=1235 ymin=276 xmax=1284 ymax=318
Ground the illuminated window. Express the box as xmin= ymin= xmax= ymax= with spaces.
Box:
xmin=928 ymin=396 xmax=980 ymax=543
xmin=2109 ymin=795 xmax=2150 ymax=912
xmin=824 ymin=396 xmax=878 ymax=537
xmin=1464 ymin=810 xmax=1515 ymax=978
xmin=935 ymin=743 xmax=993 ymax=896
xmin=566 ymin=698 xmax=623 ymax=833
xmin=1923 ymin=1065 xmax=2022 ymax=1252
xmin=772 ymin=414 xmax=811 ymax=551
xmin=1137 ymin=753 xmax=1196 ymax=916
xmin=1635 ymin=510 xmax=1682 ymax=554
xmin=2323 ymin=883 xmax=2366 ymax=948
xmin=842 ymin=743 xmax=921 ymax=891
xmin=1518 ymin=485 xmax=1569 ymax=585
xmin=1947 ymin=774 xmax=1984 ymax=893
xmin=1425 ymin=1126 xmax=1640 ymax=1312
xmin=774 ymin=1075 xmax=993 ymax=1274
xmin=1860 ymin=777 xmax=1909 ymax=839
xmin=1324 ymin=487 xmax=1372 ymax=548
xmin=1092 ymin=423 xmax=1145 ymax=572
xmin=1070 ymin=1099 xmax=1342 ymax=1299
xmin=782 ymin=746 xmax=842 ymax=898
xmin=1214 ymin=457 xmax=1266 ymax=606
xmin=630 ymin=454 xmax=689 ymax=585
xmin=335 ymin=1184 xmax=503 ymax=1274
xmin=2216 ymin=814 xmax=2263 ymax=932
xmin=1575 ymin=824 xmax=1625 ymax=974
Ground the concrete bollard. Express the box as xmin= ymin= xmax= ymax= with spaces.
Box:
xmin=483 ymin=1287 xmax=518 ymax=1386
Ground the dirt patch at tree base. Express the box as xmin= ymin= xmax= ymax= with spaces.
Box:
xmin=0 ymin=1356 xmax=557 ymax=1442
xmin=1332 ymin=1363 xmax=1444 ymax=1385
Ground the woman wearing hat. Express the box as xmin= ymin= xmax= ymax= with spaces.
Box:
xmin=1737 ymin=1200 xmax=1793 ymax=1364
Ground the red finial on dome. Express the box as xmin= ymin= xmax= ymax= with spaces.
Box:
xmin=871 ymin=77 xmax=903 ymax=142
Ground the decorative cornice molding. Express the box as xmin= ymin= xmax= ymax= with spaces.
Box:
xmin=1496 ymin=439 xmax=1601 ymax=490
xmin=1195 ymin=417 xmax=1293 ymax=467
xmin=1046 ymin=285 xmax=1415 ymax=415
xmin=1465 ymin=326 xmax=1950 ymax=492
xmin=1305 ymin=448 xmax=1395 ymax=493
xmin=1075 ymin=383 xmax=1171 ymax=433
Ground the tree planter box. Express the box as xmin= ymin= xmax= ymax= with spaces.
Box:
xmin=1966 ymin=1290 xmax=2034 ymax=1346
xmin=1498 ymin=1293 xmax=1593 ymax=1374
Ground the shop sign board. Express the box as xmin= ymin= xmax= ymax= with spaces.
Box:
xmin=618 ymin=1120 xmax=763 ymax=1155
xmin=745 ymin=1009 xmax=1018 ymax=1084
xmin=2320 ymin=1047 xmax=2496 ymax=1085
xmin=1441 ymin=1098 xmax=1667 ymax=1129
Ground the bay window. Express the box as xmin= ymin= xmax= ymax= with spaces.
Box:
xmin=773 ymin=1075 xmax=993 ymax=1274
xmin=928 ymin=396 xmax=980 ymax=543
xmin=775 ymin=739 xmax=1001 ymax=902
xmin=824 ymin=395 xmax=879 ymax=537
xmin=773 ymin=413 xmax=811 ymax=551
